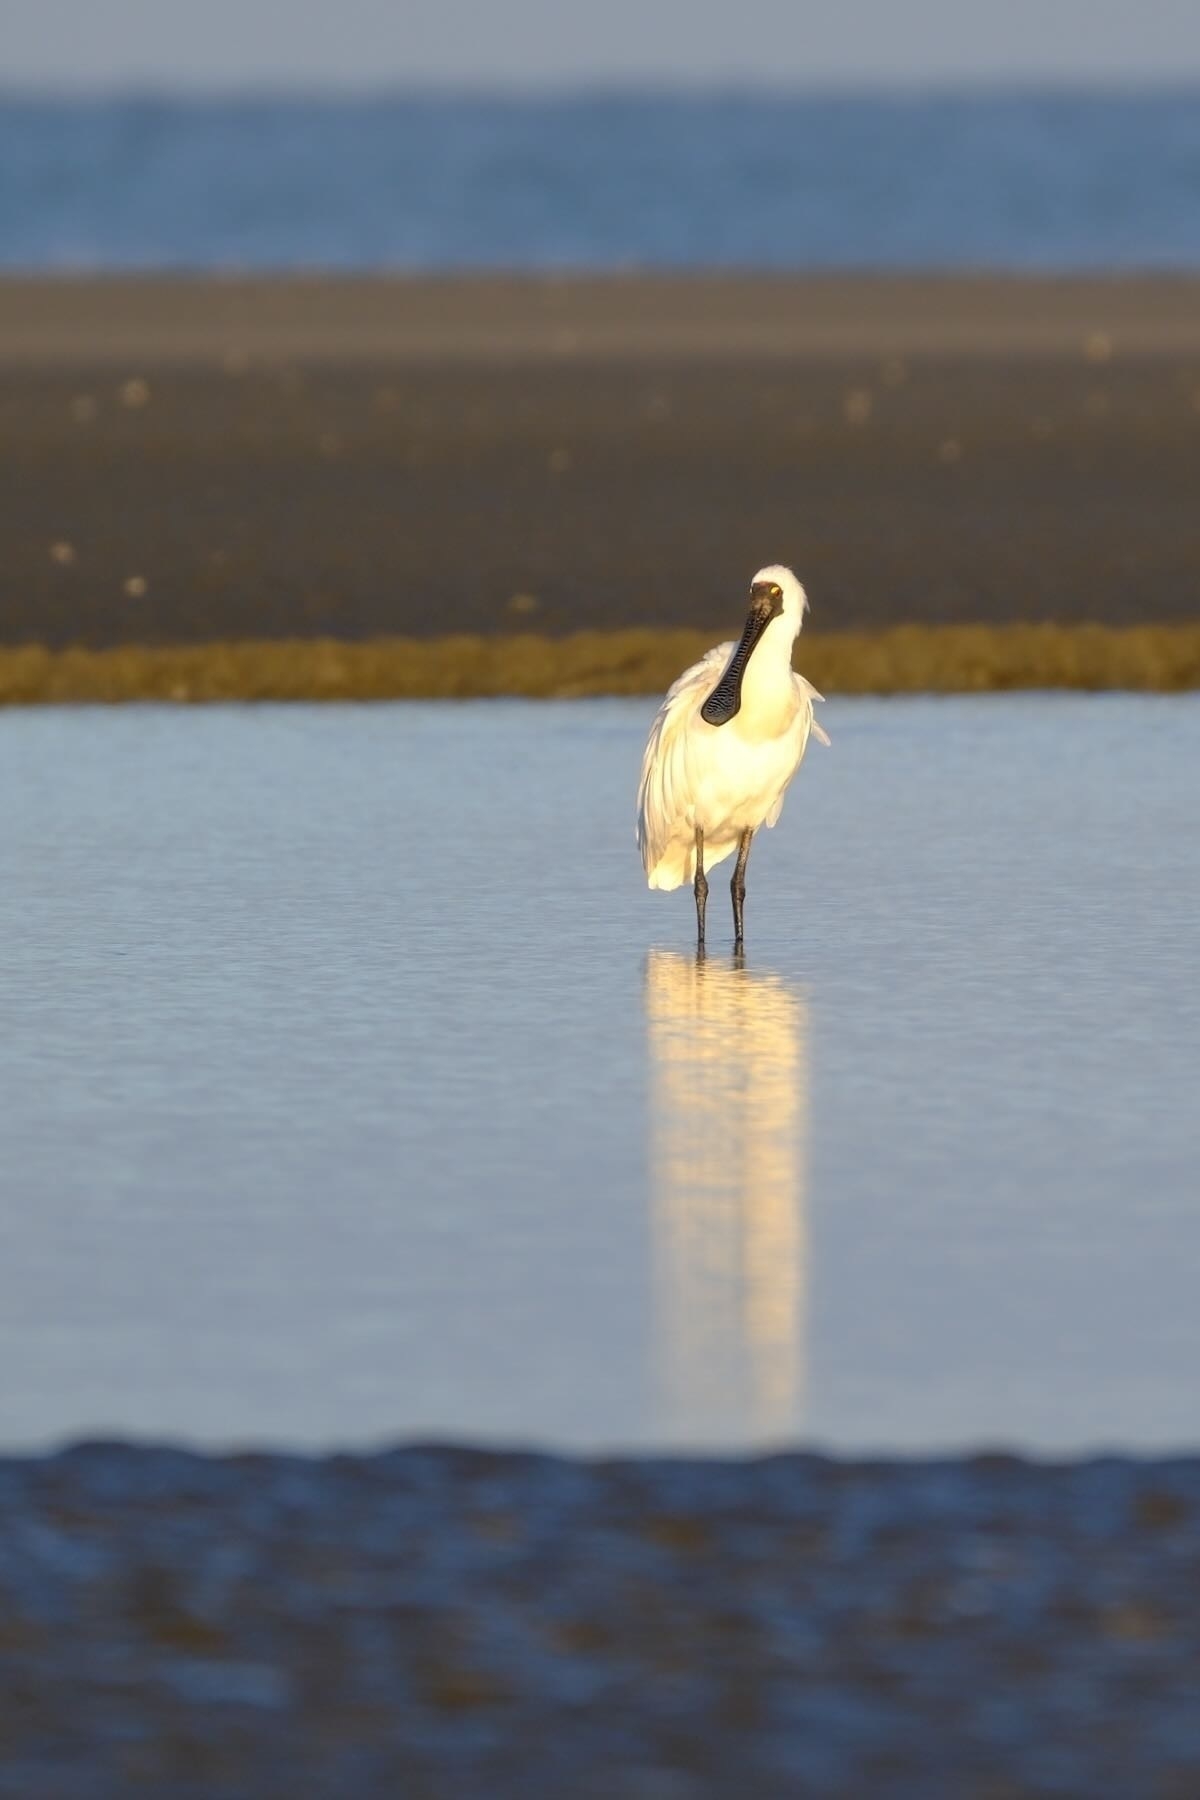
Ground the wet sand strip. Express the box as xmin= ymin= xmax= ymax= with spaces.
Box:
xmin=1 ymin=622 xmax=1198 ymax=705
xmin=6 ymin=273 xmax=1200 ymax=362
xmin=3 ymin=1442 xmax=1198 ymax=1794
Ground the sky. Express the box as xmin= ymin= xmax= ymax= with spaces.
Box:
xmin=2 ymin=0 xmax=1200 ymax=89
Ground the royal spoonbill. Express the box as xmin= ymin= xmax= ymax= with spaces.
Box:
xmin=636 ymin=565 xmax=829 ymax=949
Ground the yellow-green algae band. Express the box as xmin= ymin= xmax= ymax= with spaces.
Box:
xmin=2 ymin=624 xmax=1199 ymax=706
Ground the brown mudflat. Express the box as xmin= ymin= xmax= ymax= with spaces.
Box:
xmin=2 ymin=275 xmax=1199 ymax=653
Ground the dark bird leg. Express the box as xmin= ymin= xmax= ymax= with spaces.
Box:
xmin=693 ymin=825 xmax=708 ymax=950
xmin=731 ymin=828 xmax=754 ymax=949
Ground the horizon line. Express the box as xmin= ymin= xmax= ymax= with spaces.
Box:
xmin=4 ymin=75 xmax=1200 ymax=103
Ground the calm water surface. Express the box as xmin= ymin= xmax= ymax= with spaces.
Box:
xmin=2 ymin=697 xmax=1197 ymax=1454
xmin=3 ymin=93 xmax=1200 ymax=270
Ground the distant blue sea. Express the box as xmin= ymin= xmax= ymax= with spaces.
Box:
xmin=2 ymin=91 xmax=1199 ymax=271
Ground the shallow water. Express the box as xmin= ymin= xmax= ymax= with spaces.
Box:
xmin=2 ymin=696 xmax=1197 ymax=1455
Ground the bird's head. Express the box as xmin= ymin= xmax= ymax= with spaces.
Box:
xmin=699 ymin=562 xmax=811 ymax=729
xmin=748 ymin=564 xmax=808 ymax=639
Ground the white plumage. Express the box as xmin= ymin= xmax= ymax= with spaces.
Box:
xmin=636 ymin=564 xmax=829 ymax=945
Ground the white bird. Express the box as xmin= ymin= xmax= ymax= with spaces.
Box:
xmin=636 ymin=564 xmax=829 ymax=949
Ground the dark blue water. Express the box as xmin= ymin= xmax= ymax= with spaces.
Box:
xmin=2 ymin=91 xmax=1199 ymax=270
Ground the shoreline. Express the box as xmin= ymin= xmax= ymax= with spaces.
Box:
xmin=2 ymin=622 xmax=1199 ymax=704
xmin=6 ymin=272 xmax=1200 ymax=362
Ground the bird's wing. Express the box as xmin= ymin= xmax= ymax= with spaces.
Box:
xmin=761 ymin=673 xmax=831 ymax=829
xmin=636 ymin=641 xmax=732 ymax=874
xmin=797 ymin=673 xmax=831 ymax=747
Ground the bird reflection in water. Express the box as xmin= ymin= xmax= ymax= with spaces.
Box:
xmin=644 ymin=949 xmax=809 ymax=1447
